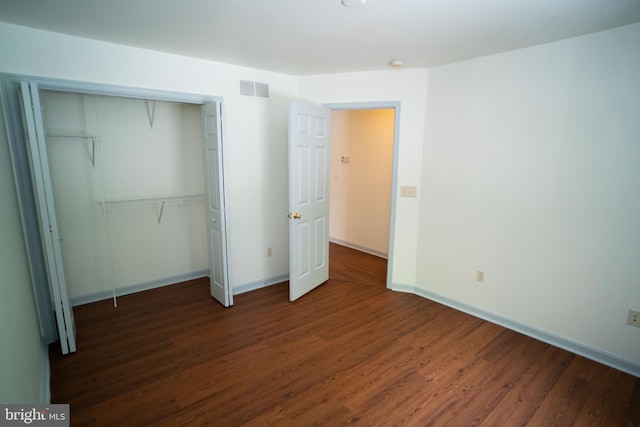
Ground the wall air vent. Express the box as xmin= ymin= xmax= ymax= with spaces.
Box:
xmin=254 ymin=82 xmax=269 ymax=98
xmin=239 ymin=80 xmax=270 ymax=99
xmin=240 ymin=80 xmax=254 ymax=96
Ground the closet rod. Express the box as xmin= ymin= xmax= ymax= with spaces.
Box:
xmin=97 ymin=194 xmax=204 ymax=209
xmin=46 ymin=133 xmax=98 ymax=139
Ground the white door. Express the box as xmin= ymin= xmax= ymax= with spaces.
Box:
xmin=288 ymin=101 xmax=331 ymax=301
xmin=202 ymin=102 xmax=232 ymax=307
xmin=20 ymin=82 xmax=77 ymax=354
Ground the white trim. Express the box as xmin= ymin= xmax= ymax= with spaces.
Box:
xmin=389 ymin=282 xmax=415 ymax=294
xmin=71 ymin=270 xmax=208 ymax=306
xmin=40 ymin=338 xmax=50 ymax=404
xmin=2 ymin=73 xmax=213 ymax=105
xmin=390 ymin=283 xmax=640 ymax=378
xmin=233 ymin=274 xmax=289 ymax=295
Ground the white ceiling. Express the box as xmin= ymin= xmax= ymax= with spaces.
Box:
xmin=1 ymin=0 xmax=640 ymax=76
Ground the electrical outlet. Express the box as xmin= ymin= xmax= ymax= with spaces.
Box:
xmin=476 ymin=269 xmax=485 ymax=283
xmin=628 ymin=309 xmax=640 ymax=328
xmin=266 ymin=247 xmax=272 ymax=257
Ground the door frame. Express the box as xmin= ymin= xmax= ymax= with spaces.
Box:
xmin=322 ymin=101 xmax=401 ymax=289
xmin=1 ymin=73 xmax=230 ymax=340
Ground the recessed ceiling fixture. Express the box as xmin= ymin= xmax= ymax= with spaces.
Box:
xmin=388 ymin=59 xmax=404 ymax=68
xmin=341 ymin=0 xmax=366 ymax=7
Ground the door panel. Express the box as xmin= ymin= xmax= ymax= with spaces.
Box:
xmin=314 ymin=217 xmax=327 ymax=268
xmin=20 ymin=81 xmax=77 ymax=354
xmin=288 ymin=101 xmax=330 ymax=301
xmin=202 ymin=102 xmax=232 ymax=307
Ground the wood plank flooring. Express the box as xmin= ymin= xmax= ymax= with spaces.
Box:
xmin=50 ymin=243 xmax=640 ymax=426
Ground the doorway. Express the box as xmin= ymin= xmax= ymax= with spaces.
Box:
xmin=325 ymin=102 xmax=400 ymax=289
xmin=287 ymin=101 xmax=399 ymax=300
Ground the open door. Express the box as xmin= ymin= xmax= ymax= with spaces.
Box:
xmin=202 ymin=102 xmax=232 ymax=307
xmin=288 ymin=101 xmax=331 ymax=301
xmin=20 ymin=82 xmax=77 ymax=354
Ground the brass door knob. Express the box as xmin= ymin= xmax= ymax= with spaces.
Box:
xmin=288 ymin=212 xmax=302 ymax=219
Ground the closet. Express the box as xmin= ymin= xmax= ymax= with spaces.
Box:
xmin=40 ymin=91 xmax=208 ymax=305
xmin=3 ymin=76 xmax=231 ymax=355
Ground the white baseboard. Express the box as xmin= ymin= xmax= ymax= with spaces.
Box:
xmin=391 ymin=282 xmax=640 ymax=378
xmin=329 ymin=238 xmax=388 ymax=259
xmin=233 ymin=274 xmax=289 ymax=295
xmin=71 ymin=270 xmax=209 ymax=306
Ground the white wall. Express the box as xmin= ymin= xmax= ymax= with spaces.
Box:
xmin=417 ymin=23 xmax=640 ymax=365
xmin=300 ymin=69 xmax=429 ymax=284
xmin=0 ymin=21 xmax=298 ymax=291
xmin=330 ymin=109 xmax=394 ymax=256
xmin=0 ymin=103 xmax=46 ymax=403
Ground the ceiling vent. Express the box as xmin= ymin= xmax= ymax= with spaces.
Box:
xmin=240 ymin=80 xmax=270 ymax=99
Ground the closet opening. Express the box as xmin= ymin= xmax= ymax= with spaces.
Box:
xmin=1 ymin=74 xmax=230 ymax=354
xmin=40 ymin=90 xmax=209 ymax=306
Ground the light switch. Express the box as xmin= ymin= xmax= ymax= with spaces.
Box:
xmin=400 ymin=186 xmax=417 ymax=197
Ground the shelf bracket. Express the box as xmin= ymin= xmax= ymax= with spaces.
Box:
xmin=145 ymin=100 xmax=156 ymax=128
xmin=90 ymin=137 xmax=97 ymax=167
xmin=46 ymin=133 xmax=98 ymax=168
xmin=157 ymin=200 xmax=165 ymax=224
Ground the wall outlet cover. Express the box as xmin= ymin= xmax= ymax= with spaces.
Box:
xmin=627 ymin=309 xmax=640 ymax=328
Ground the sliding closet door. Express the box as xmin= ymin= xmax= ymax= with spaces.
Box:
xmin=20 ymin=82 xmax=77 ymax=354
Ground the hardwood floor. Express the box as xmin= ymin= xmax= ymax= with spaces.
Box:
xmin=50 ymin=243 xmax=640 ymax=426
